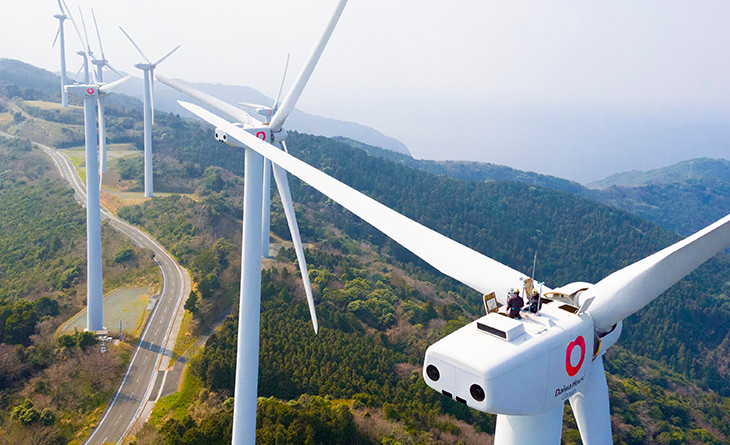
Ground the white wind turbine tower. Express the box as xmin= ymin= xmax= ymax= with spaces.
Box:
xmin=119 ymin=27 xmax=180 ymax=198
xmin=63 ymin=1 xmax=133 ymax=332
xmin=178 ymin=98 xmax=730 ymax=445
xmin=52 ymin=0 xmax=69 ymax=107
xmin=158 ymin=1 xmax=347 ymax=443
xmin=74 ymin=50 xmax=90 ymax=84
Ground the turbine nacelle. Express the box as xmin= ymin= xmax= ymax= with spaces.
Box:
xmin=66 ymin=84 xmax=99 ymax=98
xmin=423 ymin=301 xmax=596 ymax=416
xmin=214 ymin=125 xmax=288 ymax=145
xmin=238 ymin=102 xmax=276 ymax=119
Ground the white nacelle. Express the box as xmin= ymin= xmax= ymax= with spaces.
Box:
xmin=65 ymin=85 xmax=99 ymax=98
xmin=255 ymin=107 xmax=275 ymax=118
xmin=423 ymin=301 xmax=596 ymax=415
xmin=215 ymin=126 xmax=288 ymax=145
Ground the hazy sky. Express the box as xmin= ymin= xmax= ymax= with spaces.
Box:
xmin=2 ymin=1 xmax=730 ymax=182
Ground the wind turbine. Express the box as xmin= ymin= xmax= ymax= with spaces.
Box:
xmin=62 ymin=0 xmax=134 ymax=331
xmin=158 ymin=1 xmax=347 ymax=443
xmin=52 ymin=0 xmax=69 ymax=107
xmin=119 ymin=27 xmax=180 ymax=198
xmin=178 ymin=99 xmax=730 ymax=445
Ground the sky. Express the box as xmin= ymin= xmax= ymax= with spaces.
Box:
xmin=2 ymin=1 xmax=730 ymax=183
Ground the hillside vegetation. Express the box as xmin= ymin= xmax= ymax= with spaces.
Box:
xmin=0 ymin=118 xmax=157 ymax=443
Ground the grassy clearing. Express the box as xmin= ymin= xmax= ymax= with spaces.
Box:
xmin=24 ymin=100 xmax=67 ymax=110
xmin=148 ymin=368 xmax=202 ymax=427
xmin=171 ymin=310 xmax=196 ymax=363
xmin=57 ymin=287 xmax=153 ymax=337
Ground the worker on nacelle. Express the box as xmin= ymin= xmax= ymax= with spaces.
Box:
xmin=506 ymin=289 xmax=524 ymax=319
xmin=529 ymin=288 xmax=541 ymax=313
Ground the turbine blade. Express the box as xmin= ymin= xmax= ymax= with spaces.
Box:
xmin=57 ymin=0 xmax=65 ymax=14
xmin=272 ymin=155 xmax=318 ymax=333
xmin=273 ymin=53 xmax=290 ymax=110
xmin=150 ymin=69 xmax=155 ymax=125
xmin=98 ymin=96 xmax=106 ymax=183
xmin=179 ymin=100 xmax=533 ymax=305
xmin=569 ymin=358 xmax=613 ymax=444
xmin=238 ymin=102 xmax=268 ymax=109
xmin=152 ymin=45 xmax=180 ymax=67
xmin=157 ymin=75 xmax=260 ymax=126
xmin=119 ymin=26 xmax=151 ymax=64
xmin=105 ymin=63 xmax=124 ymax=79
xmin=99 ymin=75 xmax=133 ymax=94
xmin=91 ymin=9 xmax=105 ymax=61
xmin=62 ymin=0 xmax=86 ymax=51
xmin=53 ymin=27 xmax=60 ymax=47
xmin=269 ymin=0 xmax=347 ymax=131
xmin=74 ymin=63 xmax=84 ymax=82
xmin=582 ymin=213 xmax=730 ymax=332
xmin=78 ymin=8 xmax=93 ymax=55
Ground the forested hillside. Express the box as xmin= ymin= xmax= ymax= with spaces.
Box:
xmin=130 ymin=121 xmax=730 ymax=443
xmin=3 ymin=59 xmax=730 ymax=444
xmin=0 ymin=135 xmax=158 ymax=444
xmin=339 ymin=137 xmax=730 ymax=239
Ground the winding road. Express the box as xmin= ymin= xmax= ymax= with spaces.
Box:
xmin=2 ymin=133 xmax=192 ymax=445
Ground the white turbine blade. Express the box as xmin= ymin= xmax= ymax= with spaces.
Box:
xmin=62 ymin=0 xmax=86 ymax=51
xmin=73 ymin=63 xmax=84 ymax=82
xmin=104 ymin=63 xmax=124 ymax=78
xmin=53 ymin=27 xmax=61 ymax=47
xmin=99 ymin=75 xmax=133 ymax=94
xmin=91 ymin=9 xmax=105 ymax=61
xmin=151 ymin=45 xmax=180 ymax=67
xmin=119 ymin=26 xmax=151 ymax=64
xmin=157 ymin=75 xmax=260 ymax=126
xmin=269 ymin=0 xmax=347 ymax=132
xmin=272 ymin=156 xmax=318 ymax=333
xmin=238 ymin=102 xmax=268 ymax=109
xmin=150 ymin=69 xmax=155 ymax=126
xmin=98 ymin=96 xmax=105 ymax=187
xmin=569 ymin=358 xmax=612 ymax=444
xmin=179 ymin=100 xmax=532 ymax=304
xmin=582 ymin=213 xmax=730 ymax=332
xmin=273 ymin=53 xmax=290 ymax=110
xmin=57 ymin=0 xmax=65 ymax=14
xmin=78 ymin=8 xmax=93 ymax=55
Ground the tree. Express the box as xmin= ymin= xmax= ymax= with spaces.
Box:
xmin=3 ymin=301 xmax=38 ymax=345
xmin=75 ymin=331 xmax=97 ymax=349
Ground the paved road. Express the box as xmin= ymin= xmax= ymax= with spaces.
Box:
xmin=1 ymin=133 xmax=191 ymax=445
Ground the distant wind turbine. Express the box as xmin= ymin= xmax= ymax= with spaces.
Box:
xmin=119 ymin=27 xmax=180 ymax=198
xmin=88 ymin=9 xmax=124 ymax=174
xmin=157 ymin=0 xmax=347 ymax=443
xmin=52 ymin=0 xmax=69 ymax=107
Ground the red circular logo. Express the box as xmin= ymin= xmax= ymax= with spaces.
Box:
xmin=256 ymin=131 xmax=266 ymax=141
xmin=565 ymin=335 xmax=586 ymax=377
xmin=86 ymin=88 xmax=95 ymax=95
